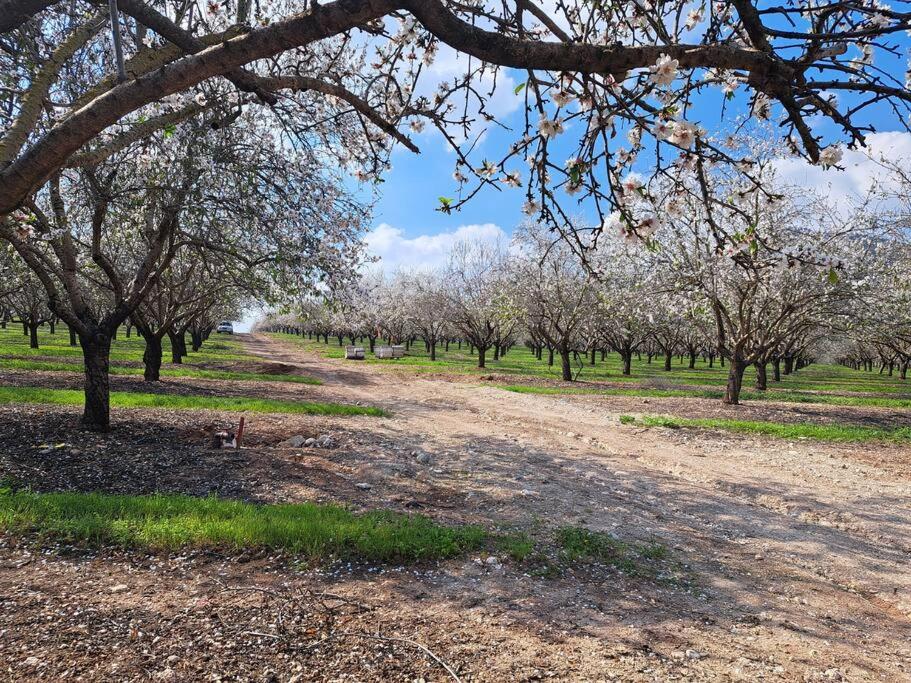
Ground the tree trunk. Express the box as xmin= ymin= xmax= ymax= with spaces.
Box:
xmin=69 ymin=326 xmax=77 ymax=346
xmin=49 ymin=320 xmax=55 ymax=334
xmin=142 ymin=333 xmax=163 ymax=382
xmin=772 ymin=358 xmax=781 ymax=382
xmin=430 ymin=342 xmax=436 ymax=361
xmin=493 ymin=343 xmax=500 ymax=361
xmin=167 ymin=330 xmax=185 ymax=364
xmin=368 ymin=336 xmax=376 ymax=352
xmin=560 ymin=347 xmax=573 ymax=381
xmin=589 ymin=347 xmax=596 ymax=365
xmin=688 ymin=351 xmax=696 ymax=369
xmin=28 ymin=323 xmax=39 ymax=349
xmin=79 ymin=331 xmax=112 ymax=432
xmin=663 ymin=349 xmax=672 ymax=371
xmin=191 ymin=330 xmax=203 ymax=352
xmin=621 ymin=352 xmax=632 ymax=376
xmin=755 ymin=362 xmax=768 ymax=390
xmin=783 ymin=356 xmax=793 ymax=374
xmin=547 ymin=347 xmax=554 ymax=366
xmin=723 ymin=356 xmax=746 ymax=405
xmin=477 ymin=346 xmax=486 ymax=368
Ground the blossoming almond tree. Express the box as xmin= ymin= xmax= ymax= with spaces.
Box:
xmin=3 ymin=109 xmax=365 ymax=430
xmin=2 ymin=0 xmax=911 ymax=249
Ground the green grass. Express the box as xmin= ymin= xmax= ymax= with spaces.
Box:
xmin=0 ymin=387 xmax=385 ymax=416
xmin=556 ymin=526 xmax=669 ymax=577
xmin=495 ymin=532 xmax=535 ymax=562
xmin=0 ymin=490 xmax=485 ymax=562
xmin=0 ymin=325 xmax=250 ymax=363
xmin=498 ymin=384 xmax=911 ymax=409
xmin=0 ymin=357 xmax=321 ymax=385
xmin=622 ymin=414 xmax=911 ymax=444
xmin=275 ymin=333 xmax=911 ymax=399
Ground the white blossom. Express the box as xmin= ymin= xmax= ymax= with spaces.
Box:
xmin=669 ymin=120 xmax=697 ymax=148
xmin=538 ymin=115 xmax=565 ymax=138
xmin=522 ymin=199 xmax=541 ymax=215
xmin=650 ymin=54 xmax=679 ymax=86
xmin=819 ymin=145 xmax=844 ymax=167
xmin=502 ymin=171 xmax=522 ymax=188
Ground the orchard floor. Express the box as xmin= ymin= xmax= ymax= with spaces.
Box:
xmin=1 ymin=333 xmax=910 ymax=681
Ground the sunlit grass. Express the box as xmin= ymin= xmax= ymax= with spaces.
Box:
xmin=0 ymin=387 xmax=385 ymax=416
xmin=498 ymin=384 xmax=911 ymax=408
xmin=0 ymin=357 xmax=321 ymax=385
xmin=620 ymin=414 xmax=911 ymax=444
xmin=0 ymin=490 xmax=484 ymax=562
xmin=274 ymin=334 xmax=911 ymax=408
xmin=0 ymin=325 xmax=249 ymax=363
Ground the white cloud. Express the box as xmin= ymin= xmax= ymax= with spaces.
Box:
xmin=365 ymin=222 xmax=507 ymax=273
xmin=772 ymin=131 xmax=911 ymax=206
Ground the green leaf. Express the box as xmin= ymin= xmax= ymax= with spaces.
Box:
xmin=827 ymin=267 xmax=839 ymax=285
xmin=514 ymin=82 xmax=526 ymax=95
xmin=163 ymin=124 xmax=176 ymax=139
xmin=438 ymin=196 xmax=453 ymax=207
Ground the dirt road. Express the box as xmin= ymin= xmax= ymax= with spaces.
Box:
xmin=2 ymin=333 xmax=909 ymax=681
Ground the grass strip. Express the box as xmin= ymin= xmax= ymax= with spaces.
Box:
xmin=0 ymin=387 xmax=385 ymax=416
xmin=498 ymin=384 xmax=911 ymax=409
xmin=0 ymin=490 xmax=484 ymax=562
xmin=621 ymin=414 xmax=911 ymax=444
xmin=0 ymin=358 xmax=322 ymax=385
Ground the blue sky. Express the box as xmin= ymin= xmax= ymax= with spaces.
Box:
xmin=364 ymin=88 xmax=910 ymax=274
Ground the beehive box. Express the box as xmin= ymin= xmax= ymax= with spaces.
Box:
xmin=345 ymin=346 xmax=365 ymax=360
xmin=375 ymin=345 xmax=406 ymax=359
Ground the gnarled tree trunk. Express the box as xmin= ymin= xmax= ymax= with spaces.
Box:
xmin=723 ymin=355 xmax=747 ymax=405
xmin=755 ymin=361 xmax=768 ymax=390
xmin=142 ymin=332 xmax=163 ymax=381
xmin=79 ymin=330 xmax=112 ymax=432
xmin=560 ymin=346 xmax=572 ymax=381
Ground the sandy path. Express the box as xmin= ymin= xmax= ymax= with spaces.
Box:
xmin=243 ymin=334 xmax=911 ymax=680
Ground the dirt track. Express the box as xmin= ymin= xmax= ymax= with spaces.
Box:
xmin=2 ymin=333 xmax=910 ymax=681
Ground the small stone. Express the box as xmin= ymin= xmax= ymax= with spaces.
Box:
xmin=685 ymin=649 xmax=703 ymax=660
xmin=22 ymin=657 xmax=41 ymax=668
xmin=154 ymin=668 xmax=178 ymax=681
xmin=823 ymin=669 xmax=842 ymax=681
xmin=304 ymin=438 xmax=316 ymax=447
xmin=39 ymin=448 xmax=53 ymax=455
xmin=485 ymin=556 xmax=499 ymax=565
xmin=355 ymin=482 xmax=372 ymax=490
xmin=415 ymin=452 xmax=432 ymax=465
xmin=281 ymin=435 xmax=306 ymax=448
xmin=109 ymin=584 xmax=129 ymax=593
xmin=167 ymin=655 xmax=179 ymax=664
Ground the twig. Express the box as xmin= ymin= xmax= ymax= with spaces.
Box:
xmin=323 ymin=631 xmax=463 ymax=683
xmin=242 ymin=630 xmax=281 ymax=639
